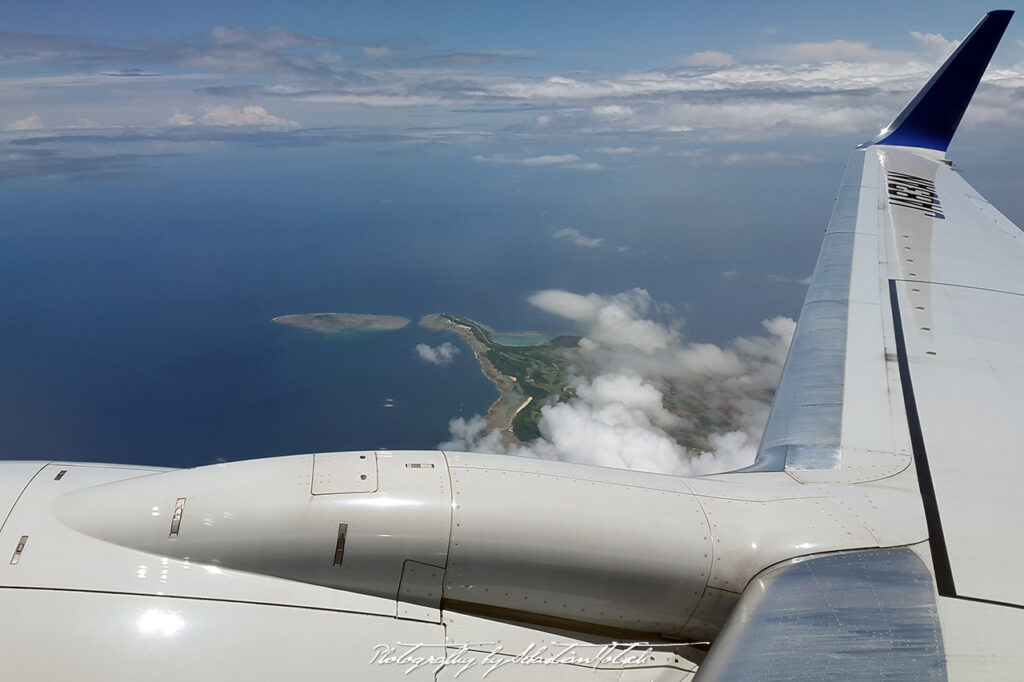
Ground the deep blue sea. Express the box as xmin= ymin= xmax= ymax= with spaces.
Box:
xmin=0 ymin=142 xmax=829 ymax=467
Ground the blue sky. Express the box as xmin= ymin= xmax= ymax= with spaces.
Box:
xmin=2 ymin=2 xmax=1018 ymax=60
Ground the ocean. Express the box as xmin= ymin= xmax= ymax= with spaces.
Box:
xmin=0 ymin=142 xmax=825 ymax=467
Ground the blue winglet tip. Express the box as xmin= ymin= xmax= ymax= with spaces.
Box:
xmin=874 ymin=10 xmax=1013 ymax=152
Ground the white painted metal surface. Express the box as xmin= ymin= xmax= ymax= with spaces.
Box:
xmin=445 ymin=453 xmax=712 ymax=637
xmin=54 ymin=452 xmax=453 ymax=605
xmin=935 ymin=594 xmax=1024 ymax=679
xmin=0 ymin=587 xmax=443 ymax=681
xmin=894 ymin=280 xmax=1024 ymax=605
xmin=312 ymin=450 xmax=379 ymax=494
xmin=1 ymin=462 xmax=401 ymax=614
xmin=0 ymin=461 xmax=45 ymax=526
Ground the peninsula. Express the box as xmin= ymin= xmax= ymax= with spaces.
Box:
xmin=273 ymin=313 xmax=410 ymax=333
xmin=273 ymin=310 xmax=579 ymax=445
xmin=421 ymin=313 xmax=580 ymax=445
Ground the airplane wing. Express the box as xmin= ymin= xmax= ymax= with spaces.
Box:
xmin=698 ymin=9 xmax=1024 ymax=680
xmin=1 ymin=11 xmax=1021 ymax=682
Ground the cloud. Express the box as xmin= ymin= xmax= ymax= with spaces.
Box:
xmin=910 ymin=31 xmax=959 ymax=57
xmin=590 ymin=104 xmax=634 ymax=121
xmin=440 ymin=289 xmax=797 ymax=475
xmin=442 ymin=415 xmax=507 ymax=454
xmin=167 ymin=112 xmax=194 ymax=126
xmin=2 ymin=125 xmax=494 ymax=157
xmin=102 ymin=69 xmax=161 ymax=77
xmin=592 ymin=145 xmax=660 ymax=155
xmin=177 ymin=26 xmax=338 ymax=75
xmin=7 ymin=114 xmax=43 ymax=130
xmin=7 ymin=23 xmax=1024 ymax=149
xmin=681 ymin=50 xmax=735 ymax=67
xmin=717 ymin=152 xmax=819 ymax=166
xmin=767 ymin=273 xmax=812 ymax=285
xmin=415 ymin=342 xmax=460 ymax=366
xmin=413 ymin=51 xmax=534 ymax=67
xmin=0 ymin=147 xmax=159 ymax=181
xmin=553 ymin=228 xmax=603 ymax=248
xmin=363 ymin=44 xmax=394 ymax=58
xmin=528 ymin=288 xmax=679 ymax=354
xmin=473 ymin=154 xmax=602 ymax=170
xmin=198 ymin=105 xmax=300 ymax=128
xmin=478 ymin=153 xmax=577 ymax=165
xmin=165 ymin=106 xmax=298 ymax=129
xmin=753 ymin=39 xmax=909 ymax=63
xmin=0 ymin=26 xmax=336 ymax=76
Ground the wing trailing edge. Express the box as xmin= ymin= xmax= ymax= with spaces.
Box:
xmin=872 ymin=9 xmax=1012 ymax=152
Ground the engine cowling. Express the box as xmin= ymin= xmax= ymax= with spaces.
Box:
xmin=55 ymin=450 xmax=714 ymax=638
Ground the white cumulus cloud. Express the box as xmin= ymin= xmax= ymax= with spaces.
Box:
xmin=198 ymin=105 xmax=300 ymax=128
xmin=553 ymin=228 xmax=603 ymax=248
xmin=7 ymin=114 xmax=43 ymax=131
xmin=416 ymin=342 xmax=460 ymax=367
xmin=910 ymin=31 xmax=959 ymax=57
xmin=528 ymin=288 xmax=679 ymax=353
xmin=167 ymin=112 xmax=195 ymax=126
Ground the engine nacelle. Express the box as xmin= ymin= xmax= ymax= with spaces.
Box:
xmin=55 ymin=450 xmax=714 ymax=638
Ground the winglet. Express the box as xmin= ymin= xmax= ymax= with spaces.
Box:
xmin=873 ymin=10 xmax=1013 ymax=152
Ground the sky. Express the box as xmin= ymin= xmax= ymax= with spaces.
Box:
xmin=4 ymin=2 xmax=1024 ymax=472
xmin=6 ymin=2 xmax=1024 ymax=145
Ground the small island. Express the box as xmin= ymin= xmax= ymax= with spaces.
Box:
xmin=421 ymin=313 xmax=580 ymax=445
xmin=273 ymin=310 xmax=579 ymax=445
xmin=273 ymin=313 xmax=410 ymax=333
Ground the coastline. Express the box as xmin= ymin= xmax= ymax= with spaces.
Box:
xmin=421 ymin=314 xmax=525 ymax=446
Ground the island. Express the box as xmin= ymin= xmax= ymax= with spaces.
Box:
xmin=273 ymin=313 xmax=410 ymax=333
xmin=276 ymin=311 xmax=764 ymax=456
xmin=273 ymin=310 xmax=579 ymax=445
xmin=420 ymin=313 xmax=580 ymax=445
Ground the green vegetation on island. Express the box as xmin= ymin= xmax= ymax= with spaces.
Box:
xmin=420 ymin=313 xmax=580 ymax=443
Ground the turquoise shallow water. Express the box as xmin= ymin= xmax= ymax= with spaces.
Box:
xmin=493 ymin=333 xmax=554 ymax=347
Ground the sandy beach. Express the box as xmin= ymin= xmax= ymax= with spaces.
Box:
xmin=421 ymin=314 xmax=525 ymax=445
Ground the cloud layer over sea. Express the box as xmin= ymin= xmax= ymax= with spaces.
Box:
xmin=441 ymin=288 xmax=795 ymax=475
